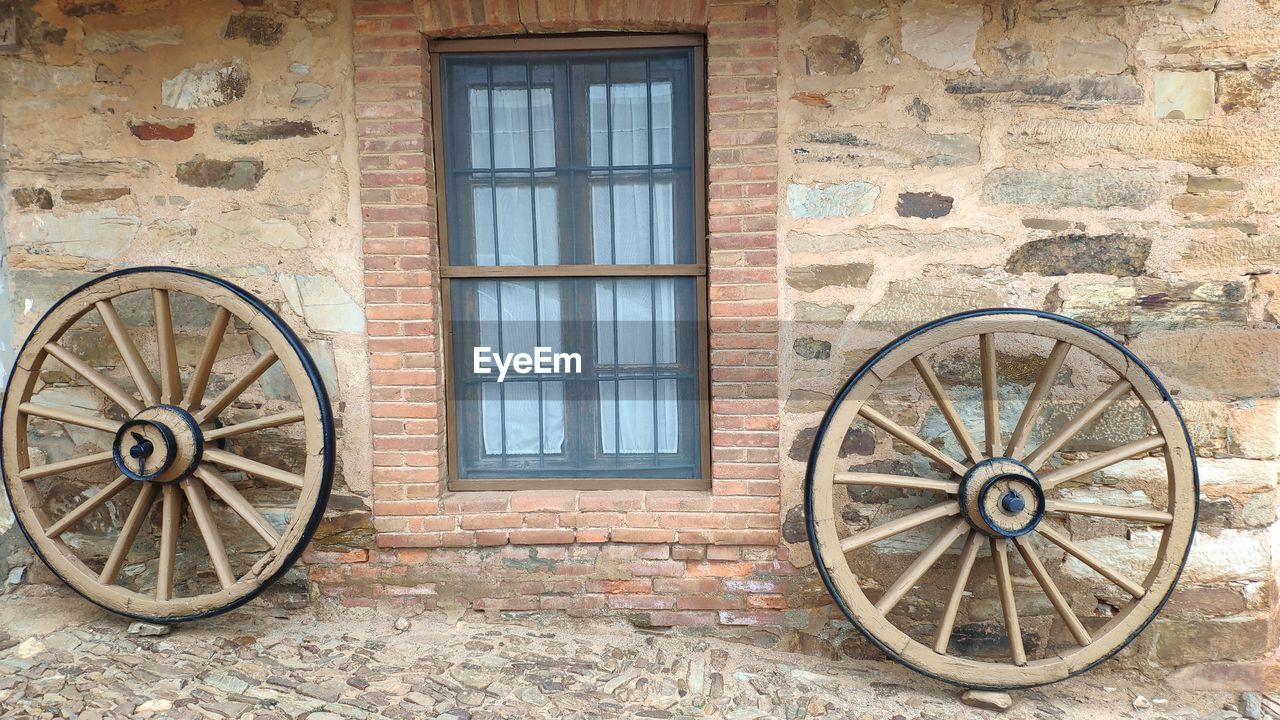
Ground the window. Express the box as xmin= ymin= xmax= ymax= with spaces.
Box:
xmin=431 ymin=35 xmax=708 ymax=490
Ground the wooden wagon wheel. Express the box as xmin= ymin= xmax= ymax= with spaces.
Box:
xmin=2 ymin=267 xmax=334 ymax=622
xmin=805 ymin=309 xmax=1197 ymax=689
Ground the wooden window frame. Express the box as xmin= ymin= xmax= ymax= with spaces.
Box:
xmin=429 ymin=33 xmax=711 ymax=492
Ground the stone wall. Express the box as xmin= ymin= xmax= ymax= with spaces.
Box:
xmin=777 ymin=0 xmax=1279 ymax=689
xmin=0 ymin=0 xmax=373 ymax=593
xmin=0 ymin=0 xmax=1276 ymax=692
xmin=0 ymin=108 xmax=19 ymax=589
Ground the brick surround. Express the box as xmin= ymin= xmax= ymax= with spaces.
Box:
xmin=333 ymin=0 xmax=795 ymax=629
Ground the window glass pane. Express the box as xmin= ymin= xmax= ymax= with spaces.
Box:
xmin=442 ymin=47 xmax=696 ymax=267
xmin=451 ymin=276 xmax=701 ymax=479
xmin=467 ymin=86 xmax=491 ymax=169
xmin=439 ymin=41 xmax=704 ymax=484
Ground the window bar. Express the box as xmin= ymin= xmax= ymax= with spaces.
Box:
xmin=646 ymin=60 xmax=661 ymax=461
xmin=452 ymin=163 xmax=691 ymax=175
xmin=495 ymin=281 xmax=508 ymax=460
xmin=526 ymin=61 xmax=540 ymax=267
xmin=605 ymin=58 xmax=617 ymax=266
xmin=612 ymin=278 xmax=622 ymax=465
xmin=646 ymin=59 xmax=656 ymax=265
xmin=487 ymin=64 xmax=507 ymax=459
xmin=650 ymin=280 xmax=660 ymax=458
xmin=525 ymin=63 xmax=547 ymax=467
xmin=487 ymin=62 xmax=500 ymax=265
xmin=605 ymin=59 xmax=621 ymax=464
xmin=536 ymin=280 xmax=546 ymax=464
xmin=564 ymin=59 xmax=585 ymax=462
xmin=565 ymin=59 xmax=578 ymax=264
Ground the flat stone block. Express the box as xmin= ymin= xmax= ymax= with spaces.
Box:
xmin=1155 ymin=70 xmax=1215 ymax=120
xmin=787 ymin=181 xmax=879 ymax=219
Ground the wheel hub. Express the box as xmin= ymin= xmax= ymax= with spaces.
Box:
xmin=113 ymin=404 xmax=204 ymax=484
xmin=959 ymin=457 xmax=1045 ymax=538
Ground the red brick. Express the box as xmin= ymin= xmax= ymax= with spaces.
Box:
xmin=474 ymin=530 xmax=510 ymax=546
xmin=654 ymin=577 xmax=723 ymax=594
xmin=707 ymin=546 xmax=741 ymax=561
xmin=671 ymin=545 xmax=706 ymax=561
xmin=637 ymin=545 xmax=670 ymax=560
xmin=608 ymin=594 xmax=676 ymax=610
xmin=578 ymin=491 xmax=646 ymax=511
xmin=587 ymin=579 xmax=653 ymax=594
xmin=460 ymin=513 xmax=523 ymax=530
xmin=575 ymin=529 xmax=610 ymax=543
xmin=645 ymin=493 xmax=713 ymax=512
xmin=510 ymin=490 xmax=579 ymax=512
xmin=629 ymin=560 xmax=686 ymax=577
xmin=676 ymin=594 xmax=745 ymax=610
xmin=747 ymin=595 xmax=787 ymax=609
xmin=442 ymin=493 xmax=509 ymax=513
xmin=508 ymin=529 xmax=576 ymax=545
xmin=611 ymin=528 xmax=678 ymax=544
xmin=395 ymin=549 xmax=431 ymax=564
xmin=686 ymin=561 xmax=755 ymax=577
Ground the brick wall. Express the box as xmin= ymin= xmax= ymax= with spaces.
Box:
xmin=329 ymin=0 xmax=1280 ymax=686
xmin=321 ymin=0 xmax=810 ymax=639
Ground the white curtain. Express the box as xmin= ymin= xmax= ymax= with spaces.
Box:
xmin=477 ymin=281 xmax=566 ymax=455
xmin=587 ymin=79 xmax=680 ymax=457
xmin=595 ymin=278 xmax=680 ymax=454
xmin=472 ymin=77 xmax=682 ymax=459
xmin=469 ymin=87 xmax=559 ymax=266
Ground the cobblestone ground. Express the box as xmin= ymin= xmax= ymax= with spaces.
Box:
xmin=0 ymin=593 xmax=1255 ymax=720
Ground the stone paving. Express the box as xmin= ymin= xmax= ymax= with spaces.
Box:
xmin=0 ymin=593 xmax=1260 ymax=720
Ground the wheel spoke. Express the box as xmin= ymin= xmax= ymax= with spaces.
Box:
xmin=156 ymin=485 xmax=181 ymax=601
xmin=1037 ymin=524 xmax=1145 ymax=598
xmin=46 ymin=475 xmax=131 ymax=538
xmin=1023 ymin=380 xmax=1132 ymax=472
xmin=100 ymin=482 xmax=158 ymax=585
xmin=876 ymin=518 xmax=968 ymax=614
xmin=913 ymin=356 xmax=983 ymax=464
xmin=7 ymin=270 xmax=336 ymax=622
xmin=934 ymin=530 xmax=982 ymax=654
xmin=980 ymin=333 xmax=1002 ymax=457
xmin=858 ymin=406 xmax=968 ymax=476
xmin=1013 ymin=535 xmax=1092 ymax=647
xmin=95 ymin=299 xmax=160 ymax=406
xmin=181 ymin=478 xmax=236 ymax=589
xmin=203 ymin=410 xmax=306 ymax=442
xmin=44 ymin=343 xmax=142 ymax=416
xmin=19 ymin=450 xmax=114 ymax=481
xmin=18 ymin=402 xmax=120 ymax=434
xmin=183 ymin=306 xmax=232 ymax=411
xmin=833 ymin=472 xmax=957 ymax=494
xmin=194 ymin=350 xmax=278 ymax=424
xmin=1046 ymin=500 xmax=1172 ymax=525
xmin=991 ymin=538 xmax=1026 ymax=665
xmin=196 ymin=465 xmax=280 ymax=548
xmin=841 ymin=503 xmax=959 ymax=553
xmin=1006 ymin=340 xmax=1070 ymax=459
xmin=203 ymin=448 xmax=304 ymax=489
xmin=152 ymin=289 xmax=183 ymax=405
xmin=1039 ymin=435 xmax=1166 ymax=491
